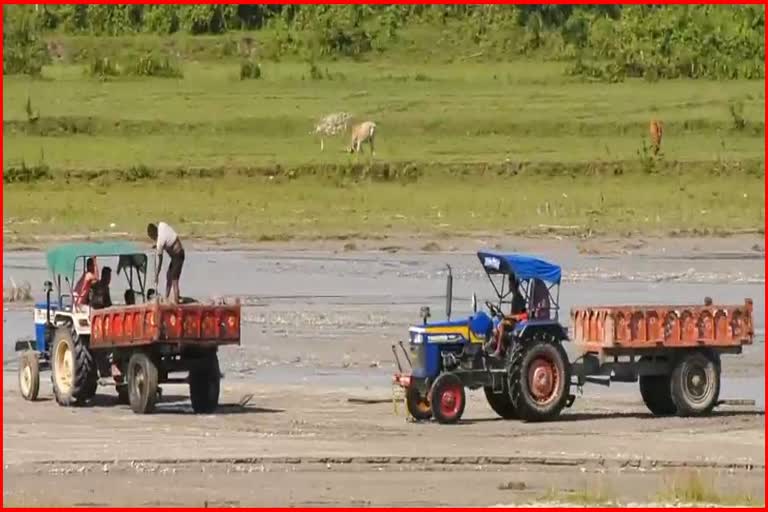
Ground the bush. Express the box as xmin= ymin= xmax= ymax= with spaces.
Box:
xmin=3 ymin=6 xmax=50 ymax=76
xmin=130 ymin=53 xmax=183 ymax=78
xmin=240 ymin=60 xmax=262 ymax=80
xmin=3 ymin=161 xmax=52 ymax=184
xmin=86 ymin=52 xmax=183 ymax=79
xmin=87 ymin=55 xmax=121 ymax=79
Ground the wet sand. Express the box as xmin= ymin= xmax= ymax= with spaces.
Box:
xmin=2 ymin=236 xmax=765 ymax=506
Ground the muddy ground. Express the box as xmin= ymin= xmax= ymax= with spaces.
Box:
xmin=3 ymin=236 xmax=765 ymax=506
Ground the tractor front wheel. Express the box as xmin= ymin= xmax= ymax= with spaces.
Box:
xmin=405 ymin=386 xmax=432 ymax=421
xmin=127 ymin=352 xmax=159 ymax=414
xmin=429 ymin=373 xmax=466 ymax=424
xmin=508 ymin=334 xmax=570 ymax=422
xmin=51 ymin=327 xmax=97 ymax=406
xmin=18 ymin=351 xmax=40 ymax=401
xmin=189 ymin=353 xmax=221 ymax=414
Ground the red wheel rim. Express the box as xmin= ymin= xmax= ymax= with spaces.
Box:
xmin=438 ymin=382 xmax=463 ymax=418
xmin=528 ymin=356 xmax=559 ymax=404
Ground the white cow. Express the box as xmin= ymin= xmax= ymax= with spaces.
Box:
xmin=312 ymin=112 xmax=352 ymax=152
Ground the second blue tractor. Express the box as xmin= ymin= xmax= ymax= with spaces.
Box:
xmin=392 ymin=251 xmax=574 ymax=424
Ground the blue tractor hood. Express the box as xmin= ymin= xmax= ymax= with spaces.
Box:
xmin=411 ymin=311 xmax=495 ymax=343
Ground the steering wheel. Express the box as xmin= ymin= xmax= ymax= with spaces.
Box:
xmin=485 ymin=300 xmax=502 ymax=318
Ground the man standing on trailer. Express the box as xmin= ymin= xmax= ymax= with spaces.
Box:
xmin=147 ymin=221 xmax=186 ymax=304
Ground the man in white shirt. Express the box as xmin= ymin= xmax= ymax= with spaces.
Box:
xmin=147 ymin=222 xmax=186 ymax=304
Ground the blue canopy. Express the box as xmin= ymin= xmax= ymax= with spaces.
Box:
xmin=477 ymin=251 xmax=562 ymax=284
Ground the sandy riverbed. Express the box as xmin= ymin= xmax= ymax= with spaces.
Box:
xmin=3 ymin=236 xmax=764 ymax=506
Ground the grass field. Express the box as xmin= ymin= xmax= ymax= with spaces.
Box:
xmin=3 ymin=39 xmax=765 ymax=245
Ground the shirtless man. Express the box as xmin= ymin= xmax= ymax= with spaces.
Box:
xmin=147 ymin=222 xmax=185 ymax=304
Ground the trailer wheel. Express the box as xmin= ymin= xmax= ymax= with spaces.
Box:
xmin=670 ymin=350 xmax=720 ymax=417
xmin=18 ymin=351 xmax=40 ymax=401
xmin=429 ymin=373 xmax=465 ymax=424
xmin=484 ymin=384 xmax=518 ymax=419
xmin=405 ymin=386 xmax=432 ymax=421
xmin=638 ymin=355 xmax=676 ymax=416
xmin=51 ymin=327 xmax=97 ymax=406
xmin=639 ymin=375 xmax=676 ymax=416
xmin=508 ymin=334 xmax=570 ymax=422
xmin=127 ymin=352 xmax=159 ymax=414
xmin=189 ymin=354 xmax=221 ymax=414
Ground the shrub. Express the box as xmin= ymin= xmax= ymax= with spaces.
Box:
xmin=240 ymin=60 xmax=262 ymax=80
xmin=87 ymin=55 xmax=121 ymax=79
xmin=130 ymin=53 xmax=183 ymax=78
xmin=3 ymin=6 xmax=50 ymax=76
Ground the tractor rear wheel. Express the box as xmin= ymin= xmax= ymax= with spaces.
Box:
xmin=405 ymin=386 xmax=432 ymax=421
xmin=18 ymin=350 xmax=40 ymax=401
xmin=51 ymin=327 xmax=97 ymax=406
xmin=189 ymin=353 xmax=221 ymax=414
xmin=429 ymin=373 xmax=466 ymax=424
xmin=670 ymin=350 xmax=720 ymax=417
xmin=484 ymin=383 xmax=518 ymax=419
xmin=127 ymin=352 xmax=159 ymax=414
xmin=508 ymin=333 xmax=570 ymax=422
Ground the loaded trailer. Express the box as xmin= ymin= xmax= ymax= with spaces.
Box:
xmin=569 ymin=300 xmax=753 ymax=416
xmin=392 ymin=251 xmax=755 ymax=424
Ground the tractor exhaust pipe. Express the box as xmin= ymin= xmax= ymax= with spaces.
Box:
xmin=445 ymin=264 xmax=453 ymax=321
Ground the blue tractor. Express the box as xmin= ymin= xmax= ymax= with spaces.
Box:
xmin=392 ymin=251 xmax=574 ymax=424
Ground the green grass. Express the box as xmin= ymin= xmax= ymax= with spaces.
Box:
xmin=3 ymin=41 xmax=765 ymax=244
xmin=656 ymin=470 xmax=761 ymax=506
xmin=4 ymin=171 xmax=763 ymax=246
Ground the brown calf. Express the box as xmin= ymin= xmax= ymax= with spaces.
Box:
xmin=649 ymin=119 xmax=663 ymax=155
xmin=348 ymin=121 xmax=376 ymax=155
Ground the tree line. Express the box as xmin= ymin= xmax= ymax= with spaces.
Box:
xmin=4 ymin=4 xmax=764 ymax=80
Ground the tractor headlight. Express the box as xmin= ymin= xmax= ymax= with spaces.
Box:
xmin=412 ymin=333 xmax=423 ymax=345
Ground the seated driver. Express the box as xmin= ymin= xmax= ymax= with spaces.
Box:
xmin=89 ymin=267 xmax=113 ymax=310
xmin=490 ymin=275 xmax=528 ymax=358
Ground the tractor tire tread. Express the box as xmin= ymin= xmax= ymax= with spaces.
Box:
xmin=51 ymin=326 xmax=97 ymax=406
xmin=508 ymin=331 xmax=570 ymax=422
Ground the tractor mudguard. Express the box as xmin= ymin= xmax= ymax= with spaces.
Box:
xmin=14 ymin=340 xmax=36 ymax=353
xmin=515 ymin=320 xmax=569 ymax=342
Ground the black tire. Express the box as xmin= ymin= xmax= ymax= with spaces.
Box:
xmin=405 ymin=386 xmax=432 ymax=421
xmin=18 ymin=351 xmax=40 ymax=401
xmin=189 ymin=354 xmax=221 ymax=414
xmin=127 ymin=352 xmax=159 ymax=414
xmin=484 ymin=383 xmax=518 ymax=419
xmin=639 ymin=375 xmax=677 ymax=416
xmin=508 ymin=333 xmax=570 ymax=422
xmin=116 ymin=384 xmax=130 ymax=405
xmin=638 ymin=356 xmax=676 ymax=416
xmin=51 ymin=327 xmax=97 ymax=406
xmin=670 ymin=350 xmax=721 ymax=417
xmin=429 ymin=373 xmax=466 ymax=424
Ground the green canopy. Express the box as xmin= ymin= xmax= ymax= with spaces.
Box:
xmin=46 ymin=241 xmax=147 ymax=280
